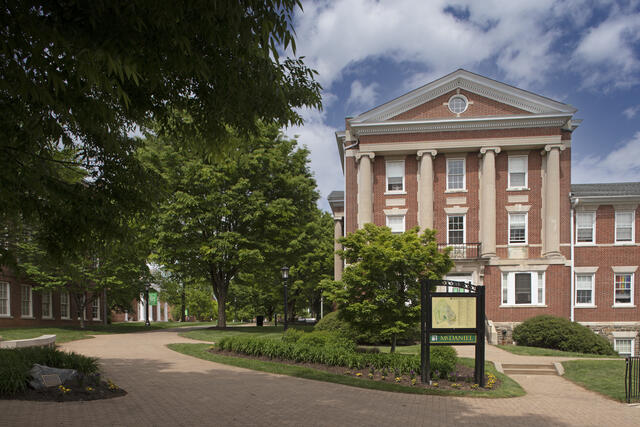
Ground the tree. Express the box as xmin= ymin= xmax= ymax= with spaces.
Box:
xmin=1 ymin=1 xmax=321 ymax=261
xmin=324 ymin=224 xmax=453 ymax=352
xmin=149 ymin=123 xmax=318 ymax=327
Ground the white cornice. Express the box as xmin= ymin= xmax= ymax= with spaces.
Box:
xmin=351 ymin=69 xmax=577 ymax=124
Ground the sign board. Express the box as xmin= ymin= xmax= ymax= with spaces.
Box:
xmin=432 ymin=297 xmax=476 ymax=329
xmin=430 ymin=333 xmax=477 ymax=345
xmin=149 ymin=291 xmax=158 ymax=306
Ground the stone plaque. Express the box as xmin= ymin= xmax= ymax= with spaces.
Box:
xmin=41 ymin=374 xmax=62 ymax=388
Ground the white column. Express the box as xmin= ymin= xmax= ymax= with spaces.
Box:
xmin=356 ymin=152 xmax=375 ymax=228
xmin=543 ymin=144 xmax=564 ymax=257
xmin=334 ymin=217 xmax=344 ymax=281
xmin=417 ymin=150 xmax=437 ymax=230
xmin=164 ymin=302 xmax=168 ymax=322
xmin=156 ymin=301 xmax=161 ymax=322
xmin=480 ymin=147 xmax=500 ymax=257
xmin=124 ymin=310 xmax=128 ymax=322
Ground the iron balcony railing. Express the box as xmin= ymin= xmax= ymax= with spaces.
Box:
xmin=437 ymin=243 xmax=482 ymax=260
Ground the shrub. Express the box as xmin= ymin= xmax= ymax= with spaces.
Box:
xmin=513 ymin=315 xmax=616 ymax=355
xmin=0 ymin=347 xmax=99 ymax=396
xmin=315 ymin=311 xmax=419 ymax=345
xmin=282 ymin=329 xmax=305 ymax=343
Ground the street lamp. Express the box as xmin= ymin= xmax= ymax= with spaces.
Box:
xmin=281 ymin=266 xmax=289 ymax=331
xmin=145 ymin=284 xmax=151 ymax=327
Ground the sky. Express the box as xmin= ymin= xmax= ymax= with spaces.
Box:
xmin=282 ymin=0 xmax=640 ymax=211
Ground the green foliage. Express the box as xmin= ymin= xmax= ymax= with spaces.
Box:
xmin=315 ymin=310 xmax=418 ymax=345
xmin=513 ymin=315 xmax=616 ymax=355
xmin=216 ymin=334 xmax=457 ymax=378
xmin=0 ymin=1 xmax=321 ymax=261
xmin=0 ymin=347 xmax=98 ymax=396
xmin=323 ymin=225 xmax=453 ymax=351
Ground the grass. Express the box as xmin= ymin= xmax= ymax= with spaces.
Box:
xmin=180 ymin=324 xmax=314 ymax=342
xmin=497 ymin=345 xmax=620 ymax=358
xmin=562 ymin=359 xmax=627 ymax=402
xmin=0 ymin=321 xmax=219 ymax=344
xmin=168 ymin=342 xmax=525 ymax=398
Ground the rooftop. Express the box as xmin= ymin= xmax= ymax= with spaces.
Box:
xmin=571 ymin=182 xmax=640 ymax=198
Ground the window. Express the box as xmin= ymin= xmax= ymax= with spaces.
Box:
xmin=448 ymin=95 xmax=468 ymax=114
xmin=508 ymin=156 xmax=527 ymax=189
xmin=92 ymin=297 xmax=101 ymax=320
xmin=501 ymin=272 xmax=544 ymax=305
xmin=0 ymin=282 xmax=9 ymax=317
xmin=615 ymin=211 xmax=634 ymax=243
xmin=385 ymin=160 xmax=404 ymax=193
xmin=576 ymin=212 xmax=595 ymax=243
xmin=447 ymin=215 xmax=465 ymax=244
xmin=446 ymin=158 xmax=465 ymax=190
xmin=615 ymin=338 xmax=635 ymax=357
xmin=386 ymin=215 xmax=405 ymax=234
xmin=21 ymin=284 xmax=33 ymax=318
xmin=41 ymin=290 xmax=52 ymax=319
xmin=60 ymin=292 xmax=70 ymax=319
xmin=575 ymin=274 xmax=594 ymax=305
xmin=509 ymin=213 xmax=527 ymax=244
xmin=614 ymin=273 xmax=633 ymax=305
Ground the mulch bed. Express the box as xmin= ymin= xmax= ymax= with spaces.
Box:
xmin=209 ymin=348 xmax=500 ymax=392
xmin=2 ymin=380 xmax=127 ymax=402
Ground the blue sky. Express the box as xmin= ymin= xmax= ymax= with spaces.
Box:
xmin=283 ymin=0 xmax=640 ymax=211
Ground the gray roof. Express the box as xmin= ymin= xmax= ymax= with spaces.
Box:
xmin=327 ymin=191 xmax=344 ymax=203
xmin=571 ymin=182 xmax=640 ymax=197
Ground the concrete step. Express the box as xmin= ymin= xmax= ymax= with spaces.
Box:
xmin=502 ymin=363 xmax=558 ymax=376
xmin=503 ymin=369 xmax=557 ymax=375
xmin=502 ymin=364 xmax=555 ymax=370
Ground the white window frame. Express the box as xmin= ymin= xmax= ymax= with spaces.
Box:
xmin=575 ymin=274 xmax=595 ymax=306
xmin=447 ymin=215 xmax=465 ymax=245
xmin=614 ymin=272 xmax=634 ymax=306
xmin=508 ymin=212 xmax=528 ymax=245
xmin=615 ymin=211 xmax=635 ymax=244
xmin=446 ymin=157 xmax=466 ymax=191
xmin=92 ymin=296 xmax=101 ymax=321
xmin=41 ymin=289 xmax=53 ymax=319
xmin=386 ymin=215 xmax=405 ymax=234
xmin=21 ymin=284 xmax=33 ymax=318
xmin=614 ymin=338 xmax=635 ymax=357
xmin=500 ymin=271 xmax=545 ymax=306
xmin=385 ymin=160 xmax=405 ymax=194
xmin=0 ymin=281 xmax=10 ymax=318
xmin=507 ymin=155 xmax=528 ymax=190
xmin=60 ymin=291 xmax=70 ymax=320
xmin=576 ymin=211 xmax=596 ymax=244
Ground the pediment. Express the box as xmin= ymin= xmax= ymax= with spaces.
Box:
xmin=351 ymin=69 xmax=577 ymax=125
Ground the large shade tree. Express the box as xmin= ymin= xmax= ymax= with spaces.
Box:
xmin=324 ymin=224 xmax=454 ymax=352
xmin=148 ymin=123 xmax=318 ymax=327
xmin=0 ymin=1 xmax=321 ymax=262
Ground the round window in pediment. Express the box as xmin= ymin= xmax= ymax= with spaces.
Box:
xmin=448 ymin=95 xmax=468 ymax=114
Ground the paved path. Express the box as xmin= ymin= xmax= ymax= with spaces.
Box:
xmin=1 ymin=330 xmax=638 ymax=426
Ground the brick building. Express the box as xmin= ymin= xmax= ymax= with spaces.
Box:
xmin=328 ymin=69 xmax=640 ymax=356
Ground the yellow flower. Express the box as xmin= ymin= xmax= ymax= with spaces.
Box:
xmin=355 ymin=373 xmax=362 ymax=377
xmin=395 ymin=377 xmax=401 ymax=383
xmin=86 ymin=387 xmax=94 ymax=392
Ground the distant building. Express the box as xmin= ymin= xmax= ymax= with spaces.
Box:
xmin=328 ymin=69 xmax=640 ymax=357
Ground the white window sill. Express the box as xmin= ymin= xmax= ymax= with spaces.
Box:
xmin=0 ymin=315 xmax=13 ymax=318
xmin=575 ymin=242 xmax=596 ymax=246
xmin=575 ymin=304 xmax=597 ymax=308
xmin=506 ymin=187 xmax=530 ymax=192
xmin=445 ymin=189 xmax=467 ymax=193
xmin=61 ymin=317 xmax=71 ymax=320
xmin=21 ymin=316 xmax=35 ymax=320
xmin=384 ymin=191 xmax=406 ymax=196
xmin=508 ymin=243 xmax=528 ymax=246
xmin=613 ymin=304 xmax=636 ymax=308
xmin=614 ymin=241 xmax=635 ymax=246
xmin=500 ymin=304 xmax=547 ymax=308
xmin=92 ymin=318 xmax=101 ymax=321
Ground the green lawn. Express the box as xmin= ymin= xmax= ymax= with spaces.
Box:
xmin=562 ymin=359 xmax=627 ymax=402
xmin=168 ymin=343 xmax=524 ymax=398
xmin=180 ymin=324 xmax=314 ymax=342
xmin=497 ymin=345 xmax=620 ymax=359
xmin=0 ymin=321 xmax=219 ymax=344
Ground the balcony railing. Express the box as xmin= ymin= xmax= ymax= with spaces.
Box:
xmin=437 ymin=243 xmax=482 ymax=259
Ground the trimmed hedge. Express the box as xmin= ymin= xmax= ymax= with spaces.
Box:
xmin=0 ymin=346 xmax=99 ymax=396
xmin=512 ymin=315 xmax=616 ymax=355
xmin=315 ymin=310 xmax=419 ymax=345
xmin=217 ymin=332 xmax=457 ymax=378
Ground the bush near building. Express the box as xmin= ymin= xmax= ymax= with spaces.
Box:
xmin=315 ymin=310 xmax=419 ymax=346
xmin=513 ymin=315 xmax=616 ymax=355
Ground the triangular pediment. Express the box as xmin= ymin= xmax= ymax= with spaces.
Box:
xmin=351 ymin=69 xmax=577 ymax=124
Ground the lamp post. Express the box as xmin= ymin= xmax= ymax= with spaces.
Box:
xmin=281 ymin=266 xmax=289 ymax=331
xmin=145 ymin=284 xmax=150 ymax=327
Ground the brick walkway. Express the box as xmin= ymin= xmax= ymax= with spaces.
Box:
xmin=1 ymin=330 xmax=638 ymax=426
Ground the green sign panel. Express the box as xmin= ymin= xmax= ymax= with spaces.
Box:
xmin=149 ymin=291 xmax=158 ymax=306
xmin=430 ymin=333 xmax=476 ymax=344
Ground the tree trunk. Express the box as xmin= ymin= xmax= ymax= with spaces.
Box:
xmin=390 ymin=334 xmax=397 ymax=353
xmin=180 ymin=283 xmax=186 ymax=322
xmin=217 ymin=293 xmax=226 ymax=328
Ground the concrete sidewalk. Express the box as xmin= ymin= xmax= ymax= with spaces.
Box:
xmin=1 ymin=331 xmax=638 ymax=426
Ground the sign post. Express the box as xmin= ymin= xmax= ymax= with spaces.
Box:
xmin=421 ymin=279 xmax=485 ymax=386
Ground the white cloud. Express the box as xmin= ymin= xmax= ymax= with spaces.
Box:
xmin=623 ymin=105 xmax=640 ymax=119
xmin=346 ymin=80 xmax=379 ymax=112
xmin=573 ymin=131 xmax=640 ymax=183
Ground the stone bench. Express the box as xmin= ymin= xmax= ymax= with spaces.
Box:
xmin=0 ymin=334 xmax=57 ymax=349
